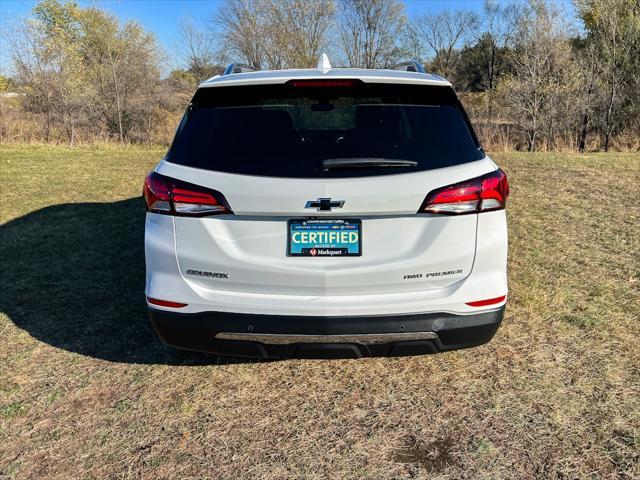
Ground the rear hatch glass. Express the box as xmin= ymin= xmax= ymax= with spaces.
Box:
xmin=166 ymin=83 xmax=483 ymax=178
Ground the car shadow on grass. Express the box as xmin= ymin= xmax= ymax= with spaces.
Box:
xmin=0 ymin=197 xmax=254 ymax=365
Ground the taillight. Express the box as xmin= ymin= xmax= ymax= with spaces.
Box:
xmin=143 ymin=172 xmax=171 ymax=213
xmin=143 ymin=172 xmax=232 ymax=216
xmin=420 ymin=169 xmax=509 ymax=215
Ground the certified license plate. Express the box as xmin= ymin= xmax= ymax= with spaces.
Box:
xmin=288 ymin=219 xmax=361 ymax=257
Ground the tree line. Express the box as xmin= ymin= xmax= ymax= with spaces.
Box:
xmin=1 ymin=0 xmax=638 ymax=151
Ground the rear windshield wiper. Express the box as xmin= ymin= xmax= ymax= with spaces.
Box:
xmin=322 ymin=158 xmax=418 ymax=171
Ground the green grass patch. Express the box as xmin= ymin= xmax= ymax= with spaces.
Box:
xmin=1 ymin=401 xmax=28 ymax=420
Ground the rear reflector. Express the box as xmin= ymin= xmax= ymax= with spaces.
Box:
xmin=143 ymin=172 xmax=232 ymax=217
xmin=146 ymin=297 xmax=188 ymax=308
xmin=466 ymin=295 xmax=506 ymax=307
xmin=420 ymin=169 xmax=509 ymax=215
xmin=287 ymin=79 xmax=361 ymax=88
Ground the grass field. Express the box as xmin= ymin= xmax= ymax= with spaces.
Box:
xmin=1 ymin=145 xmax=639 ymax=479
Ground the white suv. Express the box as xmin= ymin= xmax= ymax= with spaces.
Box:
xmin=143 ymin=56 xmax=509 ymax=359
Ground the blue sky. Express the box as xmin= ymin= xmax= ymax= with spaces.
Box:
xmin=0 ymin=0 xmax=576 ymax=75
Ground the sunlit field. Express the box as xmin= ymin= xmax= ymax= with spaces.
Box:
xmin=1 ymin=145 xmax=638 ymax=478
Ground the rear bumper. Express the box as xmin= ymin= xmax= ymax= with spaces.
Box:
xmin=149 ymin=306 xmax=505 ymax=359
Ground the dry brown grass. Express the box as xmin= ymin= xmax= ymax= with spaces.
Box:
xmin=1 ymin=146 xmax=639 ymax=479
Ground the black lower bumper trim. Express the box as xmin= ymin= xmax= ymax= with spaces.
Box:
xmin=149 ymin=306 xmax=504 ymax=359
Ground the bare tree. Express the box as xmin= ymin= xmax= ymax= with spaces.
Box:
xmin=214 ymin=0 xmax=334 ymax=69
xmin=6 ymin=3 xmax=91 ymax=144
xmin=178 ymin=19 xmax=218 ymax=83
xmin=82 ymin=7 xmax=162 ymax=142
xmin=337 ymin=0 xmax=407 ymax=68
xmin=214 ymin=0 xmax=266 ymax=69
xmin=575 ymin=0 xmax=640 ymax=151
xmin=3 ymin=23 xmax=54 ymax=141
xmin=474 ymin=0 xmax=520 ymax=92
xmin=5 ymin=0 xmax=162 ymax=144
xmin=263 ymin=0 xmax=335 ymax=68
xmin=500 ymin=0 xmax=581 ymax=151
xmin=412 ymin=9 xmax=479 ymax=79
xmin=573 ymin=39 xmax=599 ymax=152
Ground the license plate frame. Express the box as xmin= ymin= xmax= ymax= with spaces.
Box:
xmin=287 ymin=219 xmax=362 ymax=257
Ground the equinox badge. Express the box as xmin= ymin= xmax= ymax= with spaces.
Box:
xmin=305 ymin=198 xmax=345 ymax=212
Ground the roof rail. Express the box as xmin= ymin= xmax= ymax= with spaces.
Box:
xmin=390 ymin=60 xmax=426 ymax=74
xmin=222 ymin=63 xmax=257 ymax=75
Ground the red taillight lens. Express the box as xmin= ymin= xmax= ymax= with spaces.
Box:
xmin=143 ymin=171 xmax=171 ymax=213
xmin=420 ymin=169 xmax=509 ymax=215
xmin=479 ymin=169 xmax=509 ymax=211
xmin=143 ymin=172 xmax=232 ymax=216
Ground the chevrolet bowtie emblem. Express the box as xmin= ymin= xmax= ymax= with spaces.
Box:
xmin=305 ymin=198 xmax=345 ymax=212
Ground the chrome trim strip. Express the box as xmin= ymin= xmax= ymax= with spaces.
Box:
xmin=215 ymin=331 xmax=439 ymax=345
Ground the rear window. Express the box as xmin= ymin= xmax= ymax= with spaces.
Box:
xmin=166 ymin=83 xmax=484 ymax=178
